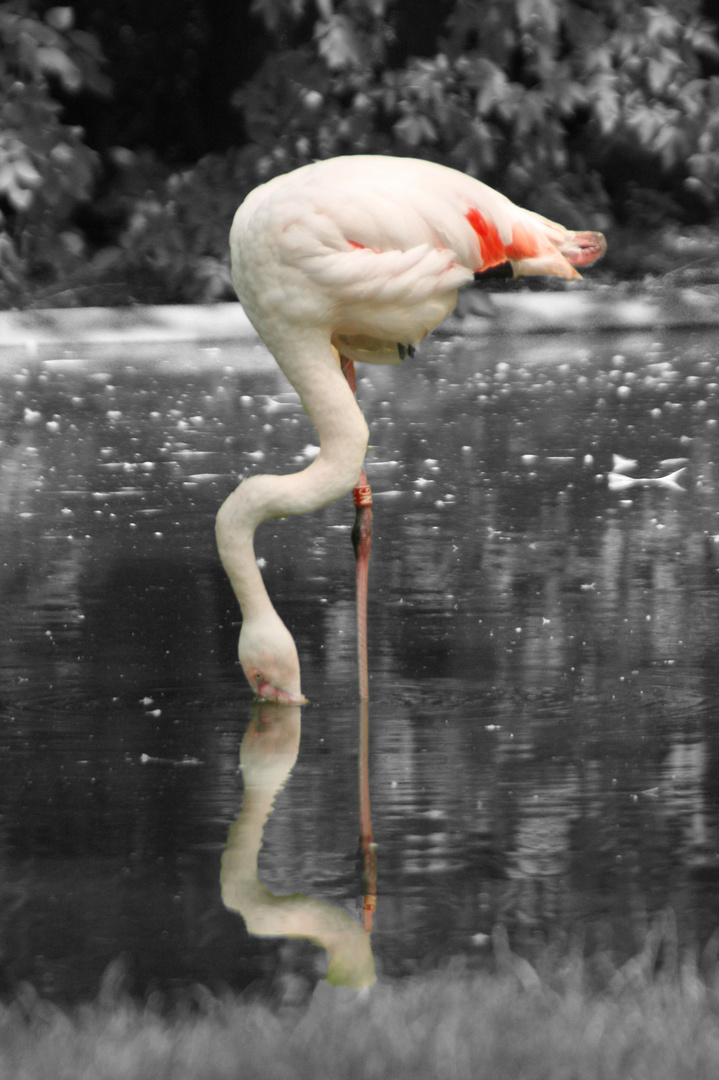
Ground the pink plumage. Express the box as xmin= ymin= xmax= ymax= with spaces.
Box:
xmin=218 ymin=155 xmax=606 ymax=703
xmin=231 ymin=155 xmax=604 ymax=365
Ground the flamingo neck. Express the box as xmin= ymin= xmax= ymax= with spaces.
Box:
xmin=215 ymin=496 xmax=275 ymax=623
xmin=216 ymin=328 xmax=370 ymax=683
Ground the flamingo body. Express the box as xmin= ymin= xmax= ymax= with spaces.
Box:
xmin=231 ymin=155 xmax=604 ymax=368
xmin=219 ymin=155 xmax=606 ymax=702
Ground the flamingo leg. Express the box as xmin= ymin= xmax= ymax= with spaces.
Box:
xmin=340 ymin=355 xmax=373 ymax=704
xmin=339 ymin=355 xmax=376 ymax=927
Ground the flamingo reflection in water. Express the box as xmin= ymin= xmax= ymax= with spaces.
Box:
xmin=221 ymin=702 xmax=376 ymax=990
xmin=216 ymin=155 xmax=606 ymax=704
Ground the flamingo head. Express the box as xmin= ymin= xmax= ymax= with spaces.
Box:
xmin=238 ymin=615 xmax=309 ymax=706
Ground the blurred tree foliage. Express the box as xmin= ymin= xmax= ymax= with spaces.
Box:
xmin=2 ymin=0 xmax=719 ymax=305
xmin=240 ymin=0 xmax=719 ymax=225
xmin=0 ymin=2 xmax=110 ymax=301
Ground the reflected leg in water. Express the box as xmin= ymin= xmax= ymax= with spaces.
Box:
xmin=221 ymin=701 xmax=375 ymax=990
xmin=359 ymin=697 xmax=377 ymax=933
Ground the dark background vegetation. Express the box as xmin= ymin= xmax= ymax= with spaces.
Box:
xmin=2 ymin=0 xmax=719 ymax=307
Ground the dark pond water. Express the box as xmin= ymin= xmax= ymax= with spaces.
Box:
xmin=1 ymin=323 xmax=719 ymax=1001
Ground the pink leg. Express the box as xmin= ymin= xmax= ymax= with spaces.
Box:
xmin=340 ymin=355 xmax=373 ymax=704
xmin=340 ymin=356 xmax=376 ymax=928
xmin=352 ymin=469 xmax=372 ymax=704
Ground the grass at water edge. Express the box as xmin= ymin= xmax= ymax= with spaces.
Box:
xmin=3 ymin=938 xmax=719 ymax=1080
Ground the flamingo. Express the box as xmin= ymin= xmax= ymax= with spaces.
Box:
xmin=216 ymin=155 xmax=606 ymax=704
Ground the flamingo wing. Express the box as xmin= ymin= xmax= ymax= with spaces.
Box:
xmin=231 ymin=156 xmax=605 ymax=362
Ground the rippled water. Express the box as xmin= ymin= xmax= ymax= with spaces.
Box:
xmin=1 ymin=325 xmax=719 ymax=999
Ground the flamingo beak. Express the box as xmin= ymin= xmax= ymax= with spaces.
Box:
xmin=254 ymin=677 xmax=309 ymax=706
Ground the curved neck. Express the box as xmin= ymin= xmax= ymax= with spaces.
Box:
xmin=217 ymin=330 xmax=369 ymax=625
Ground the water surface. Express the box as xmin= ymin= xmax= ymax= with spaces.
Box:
xmin=1 ymin=325 xmax=718 ymax=999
